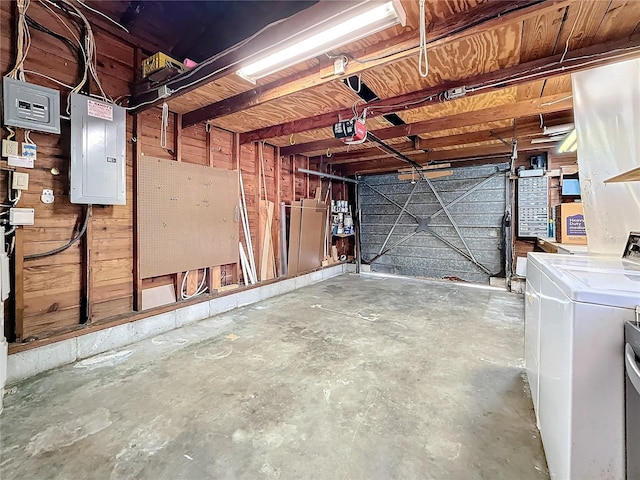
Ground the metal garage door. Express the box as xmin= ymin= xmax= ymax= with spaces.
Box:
xmin=359 ymin=163 xmax=509 ymax=284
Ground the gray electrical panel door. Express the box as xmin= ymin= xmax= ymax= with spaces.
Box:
xmin=70 ymin=93 xmax=126 ymax=205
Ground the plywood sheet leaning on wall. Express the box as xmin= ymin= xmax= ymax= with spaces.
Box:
xmin=139 ymin=157 xmax=239 ymax=278
xmin=288 ymin=198 xmax=328 ymax=275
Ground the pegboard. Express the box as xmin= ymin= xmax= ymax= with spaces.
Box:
xmin=139 ymin=157 xmax=239 ymax=278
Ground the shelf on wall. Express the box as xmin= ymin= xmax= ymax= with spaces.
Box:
xmin=604 ymin=166 xmax=640 ymax=183
xmin=333 ymin=233 xmax=355 ymax=238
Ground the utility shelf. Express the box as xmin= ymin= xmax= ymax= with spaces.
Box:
xmin=604 ymin=166 xmax=640 ymax=183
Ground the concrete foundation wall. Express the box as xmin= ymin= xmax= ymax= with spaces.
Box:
xmin=7 ymin=265 xmax=348 ymax=384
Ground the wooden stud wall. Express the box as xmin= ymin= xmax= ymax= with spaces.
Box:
xmin=0 ymin=1 xmax=304 ymax=346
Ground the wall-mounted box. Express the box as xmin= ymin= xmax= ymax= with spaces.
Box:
xmin=2 ymin=77 xmax=61 ymax=134
xmin=70 ymin=93 xmax=126 ymax=205
xmin=9 ymin=208 xmax=34 ymax=226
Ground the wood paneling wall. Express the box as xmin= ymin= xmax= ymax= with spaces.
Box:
xmin=0 ymin=1 xmax=326 ymax=347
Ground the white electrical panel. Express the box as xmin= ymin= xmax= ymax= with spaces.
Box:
xmin=70 ymin=93 xmax=126 ymax=205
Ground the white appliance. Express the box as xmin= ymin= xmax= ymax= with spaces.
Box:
xmin=525 ymin=252 xmax=640 ymax=480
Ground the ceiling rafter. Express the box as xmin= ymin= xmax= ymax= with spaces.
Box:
xmin=280 ymin=91 xmax=574 ymax=156
xmin=244 ymin=35 xmax=640 ymax=146
xmin=334 ymin=142 xmax=544 ymax=176
xmin=181 ymin=0 xmax=563 ymax=128
xmin=319 ymin=117 xmax=573 ymax=165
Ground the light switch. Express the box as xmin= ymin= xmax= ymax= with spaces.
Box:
xmin=12 ymin=171 xmax=29 ymax=190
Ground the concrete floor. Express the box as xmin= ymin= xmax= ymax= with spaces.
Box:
xmin=1 ymin=273 xmax=548 ymax=480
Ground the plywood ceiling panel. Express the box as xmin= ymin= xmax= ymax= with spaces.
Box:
xmin=418 ymin=120 xmax=513 ymax=140
xmin=555 ymin=1 xmax=612 ymax=52
xmin=269 ymin=127 xmax=335 ymax=148
xmin=541 ymin=74 xmax=572 ymax=97
xmin=359 ymin=23 xmax=521 ymax=99
xmin=592 ymin=0 xmax=640 ymax=43
xmin=519 ymin=6 xmax=566 ymax=62
xmin=208 ymin=81 xmax=361 ymax=132
xmin=397 ymin=86 xmax=517 ymax=125
xmin=168 ymin=75 xmax=255 ymax=113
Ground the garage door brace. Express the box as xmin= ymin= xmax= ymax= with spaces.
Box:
xmin=362 ymin=168 xmax=506 ymax=274
xmin=367 ymin=132 xmax=477 ymax=263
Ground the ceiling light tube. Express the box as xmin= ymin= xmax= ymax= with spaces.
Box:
xmin=543 ymin=123 xmax=575 ymax=136
xmin=531 ymin=135 xmax=567 ymax=144
xmin=237 ymin=1 xmax=406 ymax=83
xmin=557 ymin=129 xmax=577 ymax=154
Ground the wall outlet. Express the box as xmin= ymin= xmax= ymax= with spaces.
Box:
xmin=2 ymin=139 xmax=19 ymax=157
xmin=334 ymin=57 xmax=347 ymax=76
xmin=12 ymin=171 xmax=29 ymax=190
xmin=41 ymin=188 xmax=54 ymax=204
xmin=9 ymin=207 xmax=34 ymax=226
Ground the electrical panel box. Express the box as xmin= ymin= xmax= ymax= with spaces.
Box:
xmin=3 ymin=77 xmax=61 ymax=134
xmin=70 ymin=93 xmax=126 ymax=205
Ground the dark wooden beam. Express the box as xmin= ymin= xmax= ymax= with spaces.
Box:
xmin=252 ymin=35 xmax=640 ymax=148
xmin=182 ymin=0 xmax=558 ymax=128
xmin=340 ymin=156 xmax=513 ymax=176
xmin=281 ymin=92 xmax=573 ymax=156
xmin=335 ymin=141 xmax=544 ymax=176
xmin=322 ymin=118 xmax=573 ymax=164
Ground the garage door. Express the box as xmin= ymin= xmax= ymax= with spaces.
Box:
xmin=358 ymin=163 xmax=509 ymax=284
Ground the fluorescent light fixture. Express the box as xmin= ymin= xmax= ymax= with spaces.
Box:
xmin=543 ymin=123 xmax=574 ymax=136
xmin=531 ymin=135 xmax=567 ymax=144
xmin=558 ymin=129 xmax=577 ymax=153
xmin=237 ymin=1 xmax=406 ymax=83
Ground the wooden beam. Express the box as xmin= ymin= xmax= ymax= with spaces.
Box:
xmin=82 ymin=206 xmax=93 ymax=324
xmin=335 ymin=142 xmax=540 ymax=176
xmin=263 ymin=36 xmax=640 ymax=150
xmin=283 ymin=93 xmax=573 ymax=156
xmin=133 ymin=113 xmax=143 ymax=311
xmin=13 ymin=227 xmax=24 ymax=342
xmin=174 ymin=112 xmax=182 ymax=162
xmin=181 ymin=0 xmax=561 ymax=128
xmin=340 ymin=155 xmax=512 ymax=176
xmin=323 ymin=118 xmax=573 ymax=165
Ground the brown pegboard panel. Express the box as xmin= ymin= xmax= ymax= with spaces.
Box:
xmin=139 ymin=157 xmax=239 ymax=278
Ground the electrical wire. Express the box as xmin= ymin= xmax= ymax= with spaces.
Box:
xmin=160 ymin=102 xmax=169 ymax=149
xmin=346 ymin=74 xmax=362 ymax=94
xmin=75 ymin=0 xmax=130 ymax=33
xmin=418 ymin=0 xmax=429 ymax=77
xmin=7 ymin=0 xmax=32 ymax=81
xmin=181 ymin=269 xmax=208 ymax=299
xmin=22 ymin=69 xmax=77 ymax=90
xmin=559 ymin=2 xmax=583 ymax=63
xmin=24 ymin=205 xmax=91 ymax=259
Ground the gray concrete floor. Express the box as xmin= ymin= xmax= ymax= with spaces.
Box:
xmin=1 ymin=273 xmax=548 ymax=480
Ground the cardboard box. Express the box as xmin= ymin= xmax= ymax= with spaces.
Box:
xmin=555 ymin=203 xmax=587 ymax=244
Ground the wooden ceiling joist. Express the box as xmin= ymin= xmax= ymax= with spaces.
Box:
xmin=244 ymin=35 xmax=640 ymax=146
xmin=181 ymin=0 xmax=561 ymax=128
xmin=320 ymin=117 xmax=572 ymax=165
xmin=334 ymin=142 xmax=544 ymax=176
xmin=281 ymin=91 xmax=573 ymax=156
